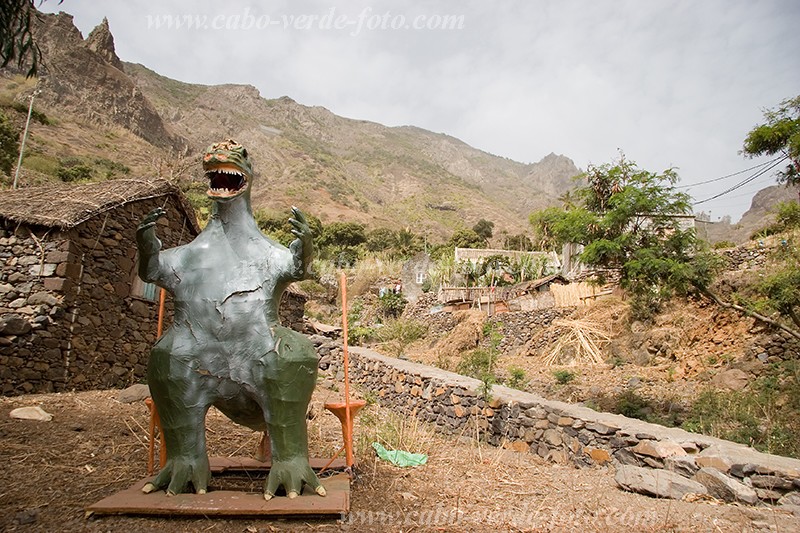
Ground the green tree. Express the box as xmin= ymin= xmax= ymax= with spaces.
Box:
xmin=529 ymin=155 xmax=716 ymax=318
xmin=472 ymin=218 xmax=494 ymax=241
xmin=503 ymin=233 xmax=534 ymax=251
xmin=448 ymin=228 xmax=486 ymax=249
xmin=365 ymin=227 xmax=396 ymax=252
xmin=392 ymin=228 xmax=422 ymax=258
xmin=0 ymin=110 xmax=20 ymax=175
xmin=742 ymin=95 xmax=800 ymax=187
xmin=317 ymin=221 xmax=366 ymax=248
xmin=254 ymin=209 xmax=295 ymax=247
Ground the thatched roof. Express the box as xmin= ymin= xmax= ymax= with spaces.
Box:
xmin=513 ymin=274 xmax=569 ymax=292
xmin=0 ymin=178 xmax=200 ymax=233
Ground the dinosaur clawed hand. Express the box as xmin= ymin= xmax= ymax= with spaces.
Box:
xmin=263 ymin=457 xmax=326 ymax=501
xmin=137 ymin=207 xmax=167 ymax=232
xmin=141 ymin=455 xmax=211 ymax=496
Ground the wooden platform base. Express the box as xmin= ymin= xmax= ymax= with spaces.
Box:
xmin=86 ymin=457 xmax=350 ymax=518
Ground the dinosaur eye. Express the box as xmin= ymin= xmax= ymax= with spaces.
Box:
xmin=242 ymin=149 xmax=248 ymax=158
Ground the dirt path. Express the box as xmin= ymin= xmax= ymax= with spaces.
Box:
xmin=1 ymin=389 xmax=797 ymax=532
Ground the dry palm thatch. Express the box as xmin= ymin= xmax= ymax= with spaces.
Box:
xmin=541 ymin=317 xmax=611 ymax=366
xmin=0 ymin=178 xmax=200 ymax=232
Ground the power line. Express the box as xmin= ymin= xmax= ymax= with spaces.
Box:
xmin=692 ymin=156 xmax=788 ymax=205
xmin=676 ymin=157 xmax=782 ymax=189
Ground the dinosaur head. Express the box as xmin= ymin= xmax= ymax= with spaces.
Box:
xmin=202 ymin=139 xmax=253 ymax=201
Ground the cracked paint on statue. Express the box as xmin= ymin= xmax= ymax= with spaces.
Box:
xmin=135 ymin=139 xmax=325 ymax=500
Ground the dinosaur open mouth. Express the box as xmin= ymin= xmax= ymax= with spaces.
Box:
xmin=205 ymin=166 xmax=248 ymax=198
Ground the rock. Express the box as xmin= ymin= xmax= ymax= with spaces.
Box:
xmin=0 ymin=315 xmax=31 ymax=335
xmin=613 ymin=448 xmax=643 ymax=467
xmin=710 ymin=369 xmax=750 ymax=391
xmin=587 ymin=448 xmax=611 ymax=465
xmin=778 ymin=492 xmax=800 ymax=506
xmin=116 ymin=383 xmax=150 ymax=403
xmin=693 ymin=467 xmax=759 ymax=504
xmin=9 ymin=406 xmax=53 ymax=421
xmin=27 ymin=291 xmax=59 ymax=306
xmin=615 ymin=465 xmax=708 ymax=500
xmin=695 ymin=454 xmax=733 ymax=473
xmin=730 ymin=462 xmax=757 ymax=478
xmin=665 ymin=455 xmax=699 ymax=477
xmin=543 ymin=429 xmax=563 ymax=447
xmin=750 ymin=474 xmax=794 ymax=491
xmin=585 ymin=421 xmax=619 ymax=435
xmin=631 ymin=440 xmax=686 ymax=459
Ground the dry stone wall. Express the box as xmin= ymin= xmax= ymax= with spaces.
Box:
xmin=1 ymin=196 xmax=307 ymax=396
xmin=317 ymin=342 xmax=800 ymax=506
xmin=0 ymin=196 xmax=192 ymax=394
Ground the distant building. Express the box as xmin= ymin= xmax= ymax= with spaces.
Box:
xmin=400 ymin=252 xmax=432 ymax=303
xmin=454 ymin=247 xmax=561 ymax=273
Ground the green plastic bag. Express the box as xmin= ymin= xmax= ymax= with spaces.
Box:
xmin=372 ymin=442 xmax=428 ymax=467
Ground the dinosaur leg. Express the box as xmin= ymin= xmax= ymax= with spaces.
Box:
xmin=142 ymin=344 xmax=212 ymax=495
xmin=255 ymin=327 xmax=325 ymax=500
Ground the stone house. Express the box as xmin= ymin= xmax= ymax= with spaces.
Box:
xmin=400 ymin=252 xmax=432 ymax=303
xmin=0 ymin=178 xmax=200 ymax=395
xmin=0 ymin=178 xmax=310 ymax=396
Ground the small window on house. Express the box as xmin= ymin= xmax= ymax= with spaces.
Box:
xmin=131 ymin=275 xmax=159 ymax=301
xmin=415 ymin=272 xmax=426 ymax=284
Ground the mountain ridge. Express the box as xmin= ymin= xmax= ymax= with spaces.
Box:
xmin=3 ymin=10 xmax=788 ymax=243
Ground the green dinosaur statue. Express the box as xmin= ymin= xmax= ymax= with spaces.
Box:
xmin=135 ymin=139 xmax=325 ymax=500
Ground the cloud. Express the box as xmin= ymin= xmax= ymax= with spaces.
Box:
xmin=43 ymin=0 xmax=800 ymax=221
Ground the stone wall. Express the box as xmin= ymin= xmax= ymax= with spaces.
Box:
xmin=721 ymin=244 xmax=767 ymax=271
xmin=1 ymin=196 xmax=308 ymax=396
xmin=319 ymin=343 xmax=800 ymax=505
xmin=0 ymin=196 xmax=194 ymax=394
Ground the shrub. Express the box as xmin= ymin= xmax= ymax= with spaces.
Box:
xmin=682 ymin=362 xmax=800 ymax=457
xmin=457 ymin=348 xmax=494 ymax=379
xmin=376 ymin=318 xmax=427 ymax=358
xmin=552 ymin=369 xmax=575 ymax=385
xmin=507 ymin=366 xmax=528 ymax=390
xmin=57 ymin=163 xmax=93 ymax=182
xmin=378 ymin=291 xmax=406 ymax=318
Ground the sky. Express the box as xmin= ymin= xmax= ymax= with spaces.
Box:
xmin=42 ymin=0 xmax=800 ymax=222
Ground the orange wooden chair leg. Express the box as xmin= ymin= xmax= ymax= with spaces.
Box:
xmin=145 ymin=397 xmax=167 ymax=474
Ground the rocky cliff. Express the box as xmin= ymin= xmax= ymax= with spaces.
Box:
xmin=30 ymin=12 xmax=184 ymax=151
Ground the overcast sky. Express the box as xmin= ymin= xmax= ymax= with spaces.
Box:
xmin=43 ymin=0 xmax=800 ymax=222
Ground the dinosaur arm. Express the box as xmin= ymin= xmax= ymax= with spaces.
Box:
xmin=287 ymin=206 xmax=313 ymax=281
xmin=136 ymin=208 xmax=179 ymax=291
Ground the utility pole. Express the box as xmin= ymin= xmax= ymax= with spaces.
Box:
xmin=12 ymin=88 xmax=40 ymax=190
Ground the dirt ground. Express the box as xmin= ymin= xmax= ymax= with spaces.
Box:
xmin=407 ymin=299 xmax=764 ymax=415
xmin=2 ymin=386 xmax=798 ymax=532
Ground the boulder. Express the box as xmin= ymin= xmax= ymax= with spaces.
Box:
xmin=615 ymin=465 xmax=707 ymax=500
xmin=710 ymin=369 xmax=750 ymax=391
xmin=117 ymin=383 xmax=151 ymax=403
xmin=692 ymin=467 xmax=758 ymax=504
xmin=631 ymin=440 xmax=686 ymax=459
xmin=10 ymin=406 xmax=53 ymax=421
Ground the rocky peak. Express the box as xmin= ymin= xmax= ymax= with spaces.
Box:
xmin=523 ymin=153 xmax=582 ymax=197
xmin=30 ymin=11 xmax=184 ymax=151
xmin=86 ymin=17 xmax=124 ymax=72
